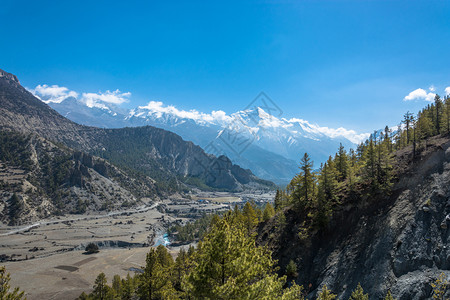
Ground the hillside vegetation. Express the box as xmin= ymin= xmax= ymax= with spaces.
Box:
xmin=73 ymin=96 xmax=450 ymax=299
xmin=256 ymin=94 xmax=450 ymax=298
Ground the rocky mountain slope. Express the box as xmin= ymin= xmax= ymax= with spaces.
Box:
xmin=39 ymin=89 xmax=363 ymax=183
xmin=0 ymin=129 xmax=155 ymax=225
xmin=0 ymin=68 xmax=273 ymax=193
xmin=257 ymin=134 xmax=450 ymax=299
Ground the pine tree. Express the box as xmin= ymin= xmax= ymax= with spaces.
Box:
xmin=121 ymin=273 xmax=135 ymax=300
xmin=231 ymin=204 xmax=244 ymax=225
xmin=317 ymin=284 xmax=336 ymax=300
xmin=242 ymin=201 xmax=259 ymax=234
xmin=183 ymin=214 xmax=303 ymax=299
xmin=435 ymin=95 xmax=443 ymax=134
xmin=377 ymin=136 xmax=394 ymax=192
xmin=263 ymin=203 xmax=275 ymax=221
xmin=417 ymin=110 xmax=434 ymax=141
xmin=92 ymin=273 xmax=109 ymax=300
xmin=403 ymin=111 xmax=414 ymax=144
xmin=336 ymin=143 xmax=348 ymax=181
xmin=384 ymin=290 xmax=396 ymax=300
xmin=444 ymin=96 xmax=450 ymax=133
xmin=155 ymin=244 xmax=174 ymax=268
xmin=362 ymin=135 xmax=379 ymax=193
xmin=8 ymin=193 xmax=23 ymax=225
xmin=289 ymin=153 xmax=315 ymax=209
xmin=111 ymin=274 xmax=122 ymax=298
xmin=349 ymin=283 xmax=369 ymax=300
xmin=384 ymin=126 xmax=392 ymax=153
xmin=285 ymin=259 xmax=298 ymax=278
xmin=274 ymin=189 xmax=283 ymax=211
xmin=173 ymin=248 xmax=192 ymax=293
xmin=0 ymin=266 xmax=25 ymax=300
xmin=137 ymin=248 xmax=174 ymax=299
xmin=315 ymin=160 xmax=337 ymax=227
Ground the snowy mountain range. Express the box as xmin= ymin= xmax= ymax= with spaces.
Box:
xmin=30 ymin=85 xmax=369 ymax=184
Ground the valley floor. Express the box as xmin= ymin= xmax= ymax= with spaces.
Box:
xmin=0 ymin=190 xmax=275 ymax=299
xmin=4 ymin=247 xmax=152 ymax=300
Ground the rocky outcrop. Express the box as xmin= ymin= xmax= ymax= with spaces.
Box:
xmin=0 ymin=69 xmax=19 ymax=84
xmin=258 ymin=135 xmax=450 ymax=299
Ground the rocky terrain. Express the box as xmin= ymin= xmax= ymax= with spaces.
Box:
xmin=258 ymin=134 xmax=450 ymax=299
xmin=0 ymin=68 xmax=274 ymax=193
xmin=0 ymin=129 xmax=158 ymax=224
xmin=0 ymin=68 xmax=275 ymax=223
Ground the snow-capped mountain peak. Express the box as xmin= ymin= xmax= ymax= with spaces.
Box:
xmin=29 ymin=84 xmax=370 ymax=182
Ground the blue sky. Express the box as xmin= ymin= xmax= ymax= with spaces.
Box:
xmin=1 ymin=0 xmax=449 ymax=133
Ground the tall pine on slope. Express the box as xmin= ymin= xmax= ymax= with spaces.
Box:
xmin=183 ymin=213 xmax=303 ymax=299
xmin=288 ymin=153 xmax=316 ymax=210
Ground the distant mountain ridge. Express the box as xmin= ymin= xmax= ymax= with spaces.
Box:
xmin=0 ymin=68 xmax=273 ymax=196
xmin=39 ymin=89 xmax=368 ymax=183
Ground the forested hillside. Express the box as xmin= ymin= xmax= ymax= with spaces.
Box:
xmin=257 ymin=94 xmax=450 ymax=299
xmin=71 ymin=96 xmax=450 ymax=299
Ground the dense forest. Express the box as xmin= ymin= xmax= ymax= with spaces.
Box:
xmin=273 ymin=94 xmax=450 ymax=232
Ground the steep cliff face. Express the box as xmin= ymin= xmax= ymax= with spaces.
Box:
xmin=0 ymin=69 xmax=274 ymax=192
xmin=258 ymin=135 xmax=450 ymax=299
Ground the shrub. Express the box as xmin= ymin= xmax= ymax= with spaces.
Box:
xmin=85 ymin=243 xmax=99 ymax=254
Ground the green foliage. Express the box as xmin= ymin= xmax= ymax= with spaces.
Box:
xmin=91 ymin=126 xmax=188 ymax=195
xmin=336 ymin=143 xmax=348 ymax=181
xmin=285 ymin=259 xmax=298 ymax=278
xmin=92 ymin=273 xmax=109 ymax=300
xmin=349 ymin=283 xmax=369 ymax=300
xmin=121 ymin=273 xmax=135 ymax=300
xmin=183 ymin=213 xmax=303 ymax=299
xmin=85 ymin=243 xmax=99 ymax=254
xmin=242 ymin=201 xmax=259 ymax=234
xmin=274 ymin=189 xmax=289 ymax=211
xmin=384 ymin=290 xmax=396 ymax=300
xmin=317 ymin=284 xmax=336 ymax=300
xmin=288 ymin=153 xmax=316 ymax=210
xmin=137 ymin=247 xmax=175 ymax=299
xmin=262 ymin=203 xmax=275 ymax=222
xmin=0 ymin=266 xmax=25 ymax=300
xmin=8 ymin=193 xmax=24 ymax=225
xmin=431 ymin=272 xmax=448 ymax=300
xmin=169 ymin=213 xmax=214 ymax=243
xmin=173 ymin=248 xmax=193 ymax=293
xmin=0 ymin=131 xmax=33 ymax=171
xmin=275 ymin=211 xmax=287 ymax=230
xmin=111 ymin=274 xmax=121 ymax=297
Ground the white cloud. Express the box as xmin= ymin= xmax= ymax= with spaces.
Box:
xmin=429 ymin=85 xmax=436 ymax=92
xmin=30 ymin=84 xmax=78 ymax=103
xmin=445 ymin=87 xmax=450 ymax=96
xmin=287 ymin=118 xmax=370 ymax=144
xmin=138 ymin=101 xmax=231 ymax=125
xmin=403 ymin=88 xmax=436 ymax=102
xmin=81 ymin=90 xmax=131 ymax=109
xmin=138 ymin=101 xmax=369 ymax=143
